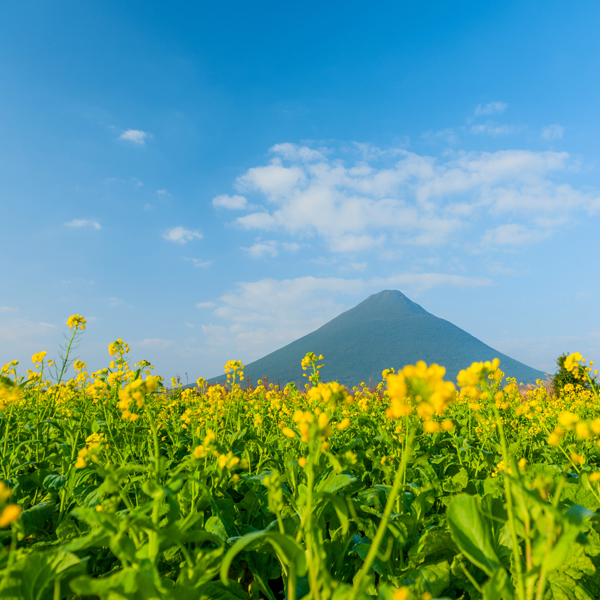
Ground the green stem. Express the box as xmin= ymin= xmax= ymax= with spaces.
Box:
xmin=493 ymin=405 xmax=526 ymax=600
xmin=350 ymin=430 xmax=414 ymax=600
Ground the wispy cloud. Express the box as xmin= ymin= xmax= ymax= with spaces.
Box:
xmin=184 ymin=257 xmax=212 ymax=268
xmin=119 ymin=129 xmax=151 ymax=145
xmin=474 ymin=101 xmax=508 ymax=117
xmin=0 ymin=306 xmax=17 ymax=312
xmin=162 ymin=226 xmax=202 ymax=244
xmin=64 ymin=219 xmax=101 ymax=230
xmin=470 ymin=122 xmax=518 ymax=136
xmin=242 ymin=239 xmax=301 ymax=258
xmin=541 ymin=124 xmax=564 ymax=141
xmin=243 ymin=241 xmax=279 ymax=258
xmin=222 ymin=142 xmax=600 ymax=254
xmin=212 ymin=194 xmax=248 ymax=210
xmin=196 ymin=302 xmax=215 ymax=309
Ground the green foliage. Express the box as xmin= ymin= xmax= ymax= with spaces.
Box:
xmin=552 ymin=352 xmax=595 ymax=395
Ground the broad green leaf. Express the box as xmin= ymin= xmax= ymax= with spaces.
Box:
xmin=316 ymin=472 xmax=358 ymax=495
xmin=2 ymin=550 xmax=85 ymax=600
xmin=442 ymin=467 xmax=469 ymax=493
xmin=205 ymin=515 xmax=228 ymax=542
xmin=16 ymin=501 xmax=55 ymax=539
xmin=392 ymin=560 xmax=451 ymax=596
xmin=219 ymin=530 xmax=307 ymax=586
xmin=199 ymin=580 xmax=247 ymax=600
xmin=447 ymin=493 xmax=502 ymax=576
xmin=482 ymin=568 xmax=514 ymax=600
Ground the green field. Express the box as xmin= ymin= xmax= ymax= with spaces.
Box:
xmin=1 ymin=319 xmax=599 ymax=599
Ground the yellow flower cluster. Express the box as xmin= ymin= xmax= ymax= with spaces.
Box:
xmin=117 ymin=376 xmax=160 ymax=420
xmin=108 ymin=338 xmax=130 ymax=357
xmin=0 ymin=375 xmax=20 ymax=410
xmin=456 ymin=358 xmax=502 ymax=399
xmin=75 ymin=432 xmax=109 ymax=469
xmin=386 ymin=361 xmax=456 ymax=430
xmin=31 ymin=351 xmax=47 ymax=364
xmin=66 ymin=314 xmax=87 ymax=330
xmin=0 ymin=482 xmax=20 ymax=528
xmin=224 ymin=360 xmax=245 ymax=383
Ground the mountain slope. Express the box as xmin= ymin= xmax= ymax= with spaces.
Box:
xmin=206 ymin=290 xmax=546 ymax=387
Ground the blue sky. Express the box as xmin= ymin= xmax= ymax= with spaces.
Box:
xmin=1 ymin=1 xmax=599 ymax=382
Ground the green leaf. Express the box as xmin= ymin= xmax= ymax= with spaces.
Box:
xmin=482 ymin=568 xmax=514 ymax=600
xmin=205 ymin=516 xmax=228 ymax=542
xmin=447 ymin=493 xmax=502 ymax=576
xmin=199 ymin=580 xmax=247 ymax=600
xmin=316 ymin=472 xmax=358 ymax=495
xmin=442 ymin=467 xmax=469 ymax=493
xmin=2 ymin=550 xmax=85 ymax=600
xmin=547 ymin=568 xmax=595 ymax=600
xmin=70 ymin=569 xmax=143 ymax=599
xmin=392 ymin=560 xmax=451 ymax=596
xmin=219 ymin=530 xmax=307 ymax=586
xmin=16 ymin=501 xmax=55 ymax=539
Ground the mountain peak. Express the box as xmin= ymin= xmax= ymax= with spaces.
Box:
xmin=204 ymin=289 xmax=546 ymax=387
xmin=331 ymin=289 xmax=430 ymax=325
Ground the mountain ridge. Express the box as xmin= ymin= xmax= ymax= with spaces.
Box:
xmin=200 ymin=290 xmax=546 ymax=387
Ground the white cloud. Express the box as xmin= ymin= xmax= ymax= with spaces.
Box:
xmin=243 ymin=241 xmax=279 ymax=258
xmin=184 ymin=258 xmax=212 ymax=268
xmin=0 ymin=306 xmax=17 ymax=312
xmin=157 ymin=189 xmax=167 ymax=195
xmin=222 ymin=143 xmax=599 ymax=253
xmin=482 ymin=223 xmax=551 ymax=247
xmin=474 ymin=101 xmax=508 ymax=117
xmin=162 ymin=226 xmax=203 ymax=244
xmin=119 ymin=129 xmax=150 ymax=145
xmin=340 ymin=262 xmax=368 ymax=272
xmin=0 ymin=318 xmax=58 ymax=358
xmin=541 ymin=124 xmax=564 ymax=141
xmin=281 ymin=242 xmax=300 ymax=252
xmin=196 ymin=302 xmax=215 ymax=309
xmin=136 ymin=338 xmax=175 ymax=348
xmin=108 ymin=297 xmax=123 ymax=307
xmin=270 ymin=143 xmax=325 ymax=162
xmin=421 ymin=128 xmax=457 ymax=144
xmin=470 ymin=123 xmax=518 ymax=136
xmin=212 ymin=194 xmax=248 ymax=210
xmin=64 ymin=219 xmax=101 ymax=230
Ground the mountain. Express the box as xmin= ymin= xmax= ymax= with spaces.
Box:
xmin=204 ymin=290 xmax=547 ymax=387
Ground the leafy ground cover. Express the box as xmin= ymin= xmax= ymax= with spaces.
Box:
xmin=1 ymin=316 xmax=600 ymax=599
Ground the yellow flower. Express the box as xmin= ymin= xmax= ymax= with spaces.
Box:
xmin=576 ymin=422 xmax=591 ymax=439
xmin=589 ymin=472 xmax=600 ymax=483
xmin=282 ymin=427 xmax=296 ymax=438
xmin=571 ymin=452 xmax=585 ymax=466
xmin=548 ymin=433 xmax=560 ymax=446
xmin=193 ymin=445 xmax=206 ymax=459
xmin=558 ymin=411 xmax=579 ymax=428
xmin=336 ymin=418 xmax=351 ymax=430
xmin=31 ymin=351 xmax=47 ymax=364
xmin=66 ymin=314 xmax=87 ymax=330
xmin=564 ymin=352 xmax=583 ymax=373
xmin=0 ymin=504 xmax=21 ymax=527
xmin=394 ymin=588 xmax=409 ymax=600
xmin=423 ymin=420 xmax=440 ymax=433
xmin=441 ymin=419 xmax=454 ymax=431
xmin=298 ymin=457 xmax=307 ymax=468
xmin=0 ymin=483 xmax=11 ymax=502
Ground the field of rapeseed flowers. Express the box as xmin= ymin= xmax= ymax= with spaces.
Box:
xmin=1 ymin=316 xmax=600 ymax=599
